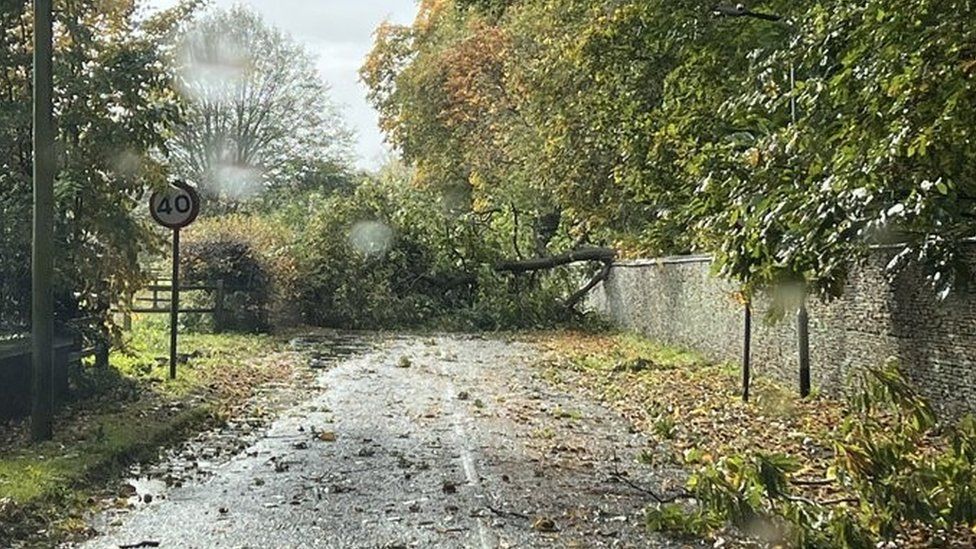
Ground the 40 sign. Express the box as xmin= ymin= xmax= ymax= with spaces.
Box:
xmin=150 ymin=182 xmax=200 ymax=230
xmin=149 ymin=181 xmax=201 ymax=380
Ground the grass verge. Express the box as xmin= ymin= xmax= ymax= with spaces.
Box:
xmin=0 ymin=316 xmax=297 ymax=546
xmin=535 ymin=331 xmax=843 ymax=472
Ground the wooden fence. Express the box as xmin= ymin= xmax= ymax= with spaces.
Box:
xmin=119 ymin=277 xmax=257 ymax=332
xmin=128 ymin=279 xmax=230 ymax=315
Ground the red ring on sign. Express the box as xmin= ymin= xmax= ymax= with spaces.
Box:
xmin=150 ymin=181 xmax=201 ymax=230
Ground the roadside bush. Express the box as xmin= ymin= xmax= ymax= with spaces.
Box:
xmin=181 ymin=238 xmax=270 ymax=332
xmin=181 ymin=215 xmax=301 ymax=332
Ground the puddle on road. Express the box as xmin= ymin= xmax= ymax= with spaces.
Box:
xmin=122 ymin=476 xmax=168 ymax=504
xmin=290 ymin=332 xmax=373 ymax=369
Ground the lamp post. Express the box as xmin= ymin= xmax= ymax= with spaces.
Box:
xmin=32 ymin=0 xmax=55 ymax=441
xmin=714 ymin=4 xmax=811 ymax=398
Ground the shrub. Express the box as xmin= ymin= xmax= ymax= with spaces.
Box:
xmin=181 ymin=238 xmax=271 ymax=332
xmin=181 ymin=214 xmax=301 ymax=332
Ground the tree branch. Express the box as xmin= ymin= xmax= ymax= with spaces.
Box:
xmin=565 ymin=260 xmax=613 ymax=310
xmin=494 ymin=247 xmax=616 ymax=274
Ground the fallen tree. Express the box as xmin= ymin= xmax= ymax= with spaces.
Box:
xmin=494 ymin=247 xmax=616 ymax=274
xmin=564 ymin=260 xmax=614 ymax=310
xmin=494 ymin=247 xmax=617 ymax=312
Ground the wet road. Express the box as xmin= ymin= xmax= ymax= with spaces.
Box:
xmin=83 ymin=334 xmax=694 ymax=548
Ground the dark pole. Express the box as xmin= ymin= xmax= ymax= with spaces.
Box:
xmin=31 ymin=0 xmax=55 ymax=442
xmin=169 ymin=229 xmax=180 ymax=380
xmin=797 ymin=303 xmax=811 ymax=397
xmin=742 ymin=303 xmax=752 ymax=402
xmin=715 ymin=6 xmax=808 ymax=398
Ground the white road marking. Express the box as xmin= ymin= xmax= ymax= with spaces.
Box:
xmin=442 ymin=378 xmax=496 ymax=549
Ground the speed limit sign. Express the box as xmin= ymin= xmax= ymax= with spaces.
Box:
xmin=148 ymin=181 xmax=201 ymax=381
xmin=150 ymin=181 xmax=200 ymax=230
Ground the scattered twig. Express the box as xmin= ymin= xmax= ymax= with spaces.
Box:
xmin=608 ymin=472 xmax=693 ymax=504
xmin=118 ymin=542 xmax=161 ymax=549
xmin=436 ymin=526 xmax=470 ymax=534
xmin=486 ymin=503 xmax=531 ymax=520
xmin=781 ymin=494 xmax=860 ymax=507
xmin=790 ymin=477 xmax=835 ymax=487
xmin=781 ymin=494 xmax=818 ymax=507
xmin=609 ymin=449 xmax=693 ymax=504
xmin=483 ymin=492 xmax=531 ymax=520
xmin=821 ymin=497 xmax=860 ymax=506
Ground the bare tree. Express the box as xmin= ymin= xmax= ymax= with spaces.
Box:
xmin=170 ymin=6 xmax=352 ymax=203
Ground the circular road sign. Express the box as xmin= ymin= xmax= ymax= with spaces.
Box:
xmin=150 ymin=182 xmax=201 ymax=230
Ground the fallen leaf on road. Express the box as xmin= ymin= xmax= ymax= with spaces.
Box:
xmin=318 ymin=431 xmax=337 ymax=442
xmin=532 ymin=517 xmax=558 ymax=532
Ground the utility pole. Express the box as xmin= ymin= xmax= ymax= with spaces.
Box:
xmin=31 ymin=0 xmax=55 ymax=442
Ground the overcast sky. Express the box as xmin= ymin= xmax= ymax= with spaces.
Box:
xmin=146 ymin=0 xmax=418 ymax=170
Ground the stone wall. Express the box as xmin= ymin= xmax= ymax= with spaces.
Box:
xmin=588 ymin=246 xmax=976 ymax=418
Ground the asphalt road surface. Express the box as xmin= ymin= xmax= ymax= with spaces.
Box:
xmin=82 ymin=333 xmax=696 ymax=549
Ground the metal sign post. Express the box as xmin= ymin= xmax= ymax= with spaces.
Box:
xmin=149 ymin=182 xmax=201 ymax=380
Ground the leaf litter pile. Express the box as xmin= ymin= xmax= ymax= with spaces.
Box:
xmin=536 ymin=332 xmax=843 ymax=482
xmin=532 ymin=332 xmax=976 ymax=547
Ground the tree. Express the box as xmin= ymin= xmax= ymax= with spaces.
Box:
xmin=170 ymin=6 xmax=352 ymax=205
xmin=363 ymin=0 xmax=976 ymax=305
xmin=0 ymin=0 xmax=184 ymax=338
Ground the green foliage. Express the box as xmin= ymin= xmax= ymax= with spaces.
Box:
xmin=290 ymin=167 xmax=574 ymax=330
xmin=838 ymin=362 xmax=976 ymax=534
xmin=646 ymin=502 xmax=721 ymax=538
xmin=649 ymin=363 xmax=976 ymax=547
xmin=651 ymin=414 xmax=677 ymax=441
xmin=0 ymin=0 xmax=191 ymax=336
xmin=363 ymin=0 xmax=976 ymax=304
